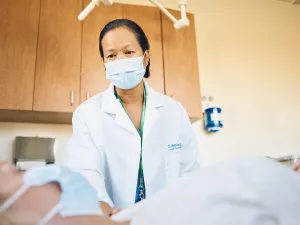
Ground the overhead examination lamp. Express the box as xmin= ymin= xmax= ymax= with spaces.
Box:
xmin=78 ymin=0 xmax=190 ymax=30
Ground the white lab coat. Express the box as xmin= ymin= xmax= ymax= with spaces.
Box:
xmin=62 ymin=82 xmax=199 ymax=209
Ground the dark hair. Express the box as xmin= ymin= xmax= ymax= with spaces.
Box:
xmin=99 ymin=19 xmax=151 ymax=78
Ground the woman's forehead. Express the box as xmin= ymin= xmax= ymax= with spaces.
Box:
xmin=102 ymin=27 xmax=140 ymax=50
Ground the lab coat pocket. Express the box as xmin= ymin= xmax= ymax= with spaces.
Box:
xmin=164 ymin=150 xmax=180 ymax=184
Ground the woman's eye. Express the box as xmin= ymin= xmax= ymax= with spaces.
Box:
xmin=107 ymin=54 xmax=115 ymax=59
xmin=125 ymin=51 xmax=135 ymax=55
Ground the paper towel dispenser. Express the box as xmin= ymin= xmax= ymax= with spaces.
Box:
xmin=14 ymin=136 xmax=55 ymax=164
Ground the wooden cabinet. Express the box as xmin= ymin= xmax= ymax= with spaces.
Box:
xmin=0 ymin=1 xmax=202 ymax=122
xmin=0 ymin=0 xmax=40 ymax=110
xmin=80 ymin=2 xmax=122 ymax=102
xmin=122 ymin=4 xmax=164 ymax=94
xmin=162 ymin=10 xmax=202 ymax=118
xmin=33 ymin=0 xmax=82 ymax=112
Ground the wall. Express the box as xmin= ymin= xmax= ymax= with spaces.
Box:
xmin=193 ymin=0 xmax=300 ymax=166
xmin=0 ymin=0 xmax=300 ymax=166
xmin=0 ymin=122 xmax=72 ymax=163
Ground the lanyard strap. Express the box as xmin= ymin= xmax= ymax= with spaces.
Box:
xmin=115 ymin=87 xmax=147 ymax=203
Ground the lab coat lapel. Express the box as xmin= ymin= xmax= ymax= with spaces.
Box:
xmin=143 ymin=83 xmax=164 ymax=140
xmin=101 ymin=84 xmax=138 ymax=136
xmin=115 ymin=104 xmax=138 ymax=136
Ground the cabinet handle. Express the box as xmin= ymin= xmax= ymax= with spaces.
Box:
xmin=70 ymin=91 xmax=74 ymax=106
xmin=86 ymin=91 xmax=90 ymax=100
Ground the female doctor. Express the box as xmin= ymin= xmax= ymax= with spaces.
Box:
xmin=62 ymin=19 xmax=199 ymax=216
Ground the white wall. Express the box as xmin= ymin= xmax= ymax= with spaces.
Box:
xmin=193 ymin=0 xmax=300 ymax=165
xmin=0 ymin=0 xmax=300 ymax=166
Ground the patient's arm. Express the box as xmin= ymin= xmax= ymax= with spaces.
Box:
xmin=0 ymin=161 xmax=128 ymax=225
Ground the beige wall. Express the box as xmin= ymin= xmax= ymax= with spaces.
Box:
xmin=193 ymin=0 xmax=300 ymax=165
xmin=0 ymin=0 xmax=300 ymax=166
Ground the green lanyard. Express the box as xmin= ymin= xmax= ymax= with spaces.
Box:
xmin=115 ymin=87 xmax=147 ymax=202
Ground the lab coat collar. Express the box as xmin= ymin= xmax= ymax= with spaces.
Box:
xmin=101 ymin=80 xmax=164 ymax=113
xmin=100 ymin=84 xmax=119 ymax=114
xmin=143 ymin=81 xmax=164 ymax=139
xmin=101 ymin=80 xmax=164 ymax=136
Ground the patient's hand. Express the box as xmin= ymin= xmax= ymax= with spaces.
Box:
xmin=291 ymin=161 xmax=300 ymax=172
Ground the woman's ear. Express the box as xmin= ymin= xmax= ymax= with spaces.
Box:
xmin=144 ymin=50 xmax=150 ymax=66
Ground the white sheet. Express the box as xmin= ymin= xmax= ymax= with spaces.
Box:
xmin=112 ymin=157 xmax=300 ymax=225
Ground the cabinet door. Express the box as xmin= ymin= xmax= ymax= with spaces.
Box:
xmin=0 ymin=0 xmax=40 ymax=110
xmin=33 ymin=0 xmax=82 ymax=112
xmin=123 ymin=4 xmax=164 ymax=94
xmin=80 ymin=2 xmax=122 ymax=102
xmin=162 ymin=10 xmax=202 ymax=118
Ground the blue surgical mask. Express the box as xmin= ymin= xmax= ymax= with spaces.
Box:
xmin=0 ymin=165 xmax=102 ymax=225
xmin=105 ymin=55 xmax=146 ymax=90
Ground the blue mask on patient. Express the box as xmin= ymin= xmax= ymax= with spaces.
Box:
xmin=0 ymin=165 xmax=102 ymax=224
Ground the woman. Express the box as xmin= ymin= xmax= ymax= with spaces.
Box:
xmin=62 ymin=19 xmax=199 ymax=216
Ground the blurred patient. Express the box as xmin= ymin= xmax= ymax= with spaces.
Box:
xmin=1 ymin=158 xmax=300 ymax=225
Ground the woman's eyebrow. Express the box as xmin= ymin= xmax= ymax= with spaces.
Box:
xmin=122 ymin=43 xmax=132 ymax=48
xmin=105 ymin=48 xmax=115 ymax=52
xmin=106 ymin=43 xmax=132 ymax=51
